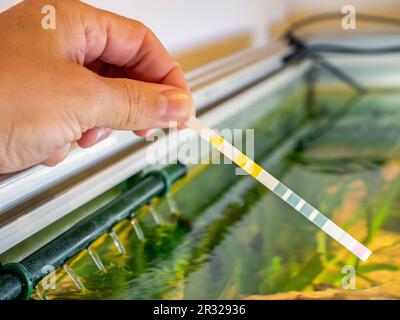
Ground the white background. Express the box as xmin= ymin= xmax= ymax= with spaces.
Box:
xmin=1 ymin=1 xmax=398 ymax=53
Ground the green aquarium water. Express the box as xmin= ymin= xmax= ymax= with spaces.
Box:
xmin=33 ymin=85 xmax=400 ymax=300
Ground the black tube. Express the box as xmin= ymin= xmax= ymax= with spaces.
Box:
xmin=284 ymin=34 xmax=366 ymax=94
xmin=0 ymin=273 xmax=23 ymax=300
xmin=0 ymin=163 xmax=187 ymax=300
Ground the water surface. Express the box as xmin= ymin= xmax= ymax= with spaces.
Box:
xmin=35 ymin=90 xmax=400 ymax=300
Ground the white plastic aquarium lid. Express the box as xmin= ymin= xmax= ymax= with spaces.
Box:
xmin=0 ymin=42 xmax=294 ymax=255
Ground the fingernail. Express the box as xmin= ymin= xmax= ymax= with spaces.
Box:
xmin=96 ymin=127 xmax=107 ymax=141
xmin=160 ymin=90 xmax=192 ymax=121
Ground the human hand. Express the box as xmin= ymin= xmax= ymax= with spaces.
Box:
xmin=0 ymin=0 xmax=194 ymax=174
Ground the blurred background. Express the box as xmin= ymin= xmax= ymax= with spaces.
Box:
xmin=1 ymin=0 xmax=400 ymax=70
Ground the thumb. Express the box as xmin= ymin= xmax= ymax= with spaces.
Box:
xmin=92 ymin=77 xmax=193 ymax=131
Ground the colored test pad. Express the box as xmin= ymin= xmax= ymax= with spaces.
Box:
xmin=186 ymin=116 xmax=372 ymax=261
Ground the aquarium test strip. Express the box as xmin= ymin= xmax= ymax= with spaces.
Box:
xmin=186 ymin=116 xmax=372 ymax=262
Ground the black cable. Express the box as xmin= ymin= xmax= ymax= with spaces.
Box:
xmin=282 ymin=12 xmax=400 ymax=93
xmin=285 ymin=12 xmax=400 ymax=34
xmin=304 ymin=44 xmax=400 ymax=55
xmin=284 ymin=12 xmax=400 ymax=55
xmin=311 ymin=53 xmax=366 ymax=93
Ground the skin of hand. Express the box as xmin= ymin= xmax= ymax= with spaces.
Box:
xmin=0 ymin=0 xmax=194 ymax=174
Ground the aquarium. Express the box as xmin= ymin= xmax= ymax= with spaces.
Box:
xmin=19 ymin=54 xmax=400 ymax=300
